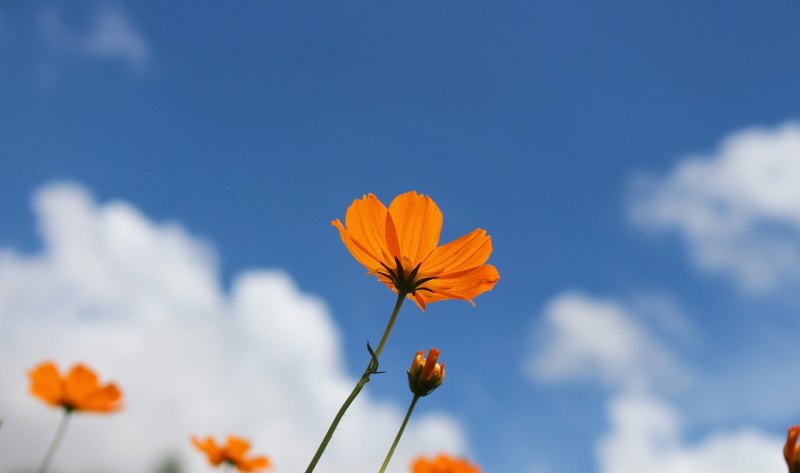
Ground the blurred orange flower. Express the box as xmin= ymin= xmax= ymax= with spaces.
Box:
xmin=411 ymin=453 xmax=481 ymax=473
xmin=29 ymin=361 xmax=122 ymax=413
xmin=332 ymin=191 xmax=499 ymax=310
xmin=191 ymin=435 xmax=271 ymax=472
xmin=785 ymin=425 xmax=800 ymax=473
xmin=408 ymin=348 xmax=445 ymax=396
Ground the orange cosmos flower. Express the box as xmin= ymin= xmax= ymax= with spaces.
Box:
xmin=29 ymin=361 xmax=122 ymax=413
xmin=411 ymin=453 xmax=481 ymax=473
xmin=785 ymin=425 xmax=800 ymax=473
xmin=191 ymin=435 xmax=271 ymax=472
xmin=332 ymin=191 xmax=499 ymax=310
xmin=408 ymin=348 xmax=445 ymax=397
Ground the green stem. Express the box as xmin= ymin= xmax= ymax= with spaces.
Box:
xmin=37 ymin=410 xmax=72 ymax=473
xmin=305 ymin=291 xmax=407 ymax=473
xmin=378 ymin=394 xmax=420 ymax=473
xmin=373 ymin=292 xmax=406 ymax=359
xmin=222 ymin=463 xmax=234 ymax=473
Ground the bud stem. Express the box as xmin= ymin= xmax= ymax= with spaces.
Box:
xmin=378 ymin=394 xmax=420 ymax=473
xmin=305 ymin=291 xmax=407 ymax=473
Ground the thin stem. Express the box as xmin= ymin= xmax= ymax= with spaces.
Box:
xmin=222 ymin=463 xmax=234 ymax=473
xmin=305 ymin=291 xmax=407 ymax=473
xmin=373 ymin=292 xmax=406 ymax=359
xmin=37 ymin=410 xmax=72 ymax=473
xmin=378 ymin=394 xmax=420 ymax=473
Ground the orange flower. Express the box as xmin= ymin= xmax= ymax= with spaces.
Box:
xmin=411 ymin=453 xmax=481 ymax=473
xmin=785 ymin=426 xmax=800 ymax=473
xmin=408 ymin=348 xmax=445 ymax=396
xmin=191 ymin=435 xmax=271 ymax=472
xmin=332 ymin=191 xmax=499 ymax=310
xmin=29 ymin=361 xmax=122 ymax=413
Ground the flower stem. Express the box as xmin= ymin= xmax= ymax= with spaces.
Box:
xmin=373 ymin=292 xmax=406 ymax=359
xmin=37 ymin=410 xmax=72 ymax=473
xmin=378 ymin=394 xmax=420 ymax=473
xmin=304 ymin=291 xmax=407 ymax=473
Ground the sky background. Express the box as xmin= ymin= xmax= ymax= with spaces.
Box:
xmin=1 ymin=1 xmax=800 ymax=472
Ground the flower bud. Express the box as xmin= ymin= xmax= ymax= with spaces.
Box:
xmin=408 ymin=348 xmax=445 ymax=397
xmin=785 ymin=426 xmax=800 ymax=473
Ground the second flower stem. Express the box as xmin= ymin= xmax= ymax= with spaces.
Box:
xmin=378 ymin=394 xmax=420 ymax=473
xmin=304 ymin=291 xmax=407 ymax=473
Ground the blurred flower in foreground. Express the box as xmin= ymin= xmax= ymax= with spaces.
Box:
xmin=29 ymin=361 xmax=122 ymax=413
xmin=191 ymin=435 xmax=271 ymax=472
xmin=785 ymin=425 xmax=800 ymax=473
xmin=29 ymin=361 xmax=122 ymax=473
xmin=408 ymin=348 xmax=445 ymax=397
xmin=411 ymin=453 xmax=481 ymax=473
xmin=332 ymin=191 xmax=499 ymax=310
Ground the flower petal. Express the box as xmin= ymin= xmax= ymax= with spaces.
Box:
xmin=239 ymin=456 xmax=271 ymax=472
xmin=80 ymin=383 xmax=123 ymax=412
xmin=63 ymin=364 xmax=101 ymax=408
xmin=388 ymin=191 xmax=443 ymax=264
xmin=344 ymin=194 xmax=394 ymax=262
xmin=418 ymin=264 xmax=499 ymax=305
xmin=226 ymin=435 xmax=251 ymax=462
xmin=192 ymin=436 xmax=225 ymax=465
xmin=29 ymin=361 xmax=64 ymax=407
xmin=332 ymin=219 xmax=382 ymax=270
xmin=422 ymin=229 xmax=492 ymax=276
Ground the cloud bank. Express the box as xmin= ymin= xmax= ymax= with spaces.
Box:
xmin=629 ymin=121 xmax=800 ymax=292
xmin=0 ymin=183 xmax=465 ymax=473
xmin=527 ymin=291 xmax=783 ymax=473
xmin=598 ymin=393 xmax=782 ymax=473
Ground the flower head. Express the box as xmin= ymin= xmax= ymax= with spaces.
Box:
xmin=29 ymin=361 xmax=122 ymax=413
xmin=191 ymin=435 xmax=271 ymax=472
xmin=408 ymin=348 xmax=445 ymax=396
xmin=332 ymin=191 xmax=499 ymax=310
xmin=411 ymin=453 xmax=481 ymax=473
xmin=786 ymin=426 xmax=800 ymax=473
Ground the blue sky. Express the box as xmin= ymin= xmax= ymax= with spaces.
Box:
xmin=1 ymin=1 xmax=800 ymax=472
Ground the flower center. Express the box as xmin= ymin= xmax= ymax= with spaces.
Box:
xmin=378 ymin=257 xmax=438 ymax=295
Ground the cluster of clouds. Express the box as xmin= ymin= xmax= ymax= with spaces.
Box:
xmin=630 ymin=121 xmax=800 ymax=292
xmin=528 ymin=292 xmax=783 ymax=473
xmin=529 ymin=121 xmax=800 ymax=473
xmin=0 ymin=184 xmax=465 ymax=473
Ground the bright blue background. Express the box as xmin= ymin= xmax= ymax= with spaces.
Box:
xmin=2 ymin=1 xmax=800 ymax=471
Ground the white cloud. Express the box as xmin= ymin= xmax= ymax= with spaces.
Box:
xmin=526 ymin=291 xmax=784 ymax=473
xmin=0 ymin=183 xmax=465 ymax=473
xmin=598 ymin=393 xmax=783 ymax=473
xmin=38 ymin=3 xmax=150 ymax=71
xmin=526 ymin=291 xmax=688 ymax=391
xmin=629 ymin=121 xmax=800 ymax=292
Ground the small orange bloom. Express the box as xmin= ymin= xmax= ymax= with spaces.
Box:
xmin=785 ymin=426 xmax=800 ymax=473
xmin=332 ymin=191 xmax=499 ymax=310
xmin=191 ymin=435 xmax=271 ymax=472
xmin=29 ymin=361 xmax=122 ymax=413
xmin=408 ymin=348 xmax=445 ymax=396
xmin=411 ymin=453 xmax=481 ymax=473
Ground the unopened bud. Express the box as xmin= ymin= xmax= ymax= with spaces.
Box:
xmin=785 ymin=425 xmax=800 ymax=473
xmin=407 ymin=348 xmax=445 ymax=397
